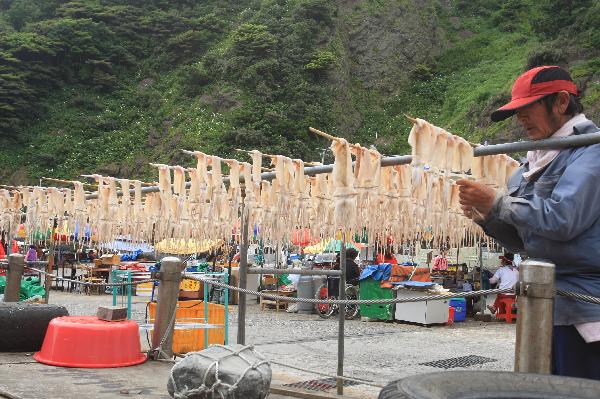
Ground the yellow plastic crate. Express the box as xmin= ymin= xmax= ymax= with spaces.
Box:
xmin=180 ymin=278 xmax=201 ymax=291
xmin=136 ymin=282 xmax=154 ymax=297
xmin=148 ymin=300 xmax=225 ymax=354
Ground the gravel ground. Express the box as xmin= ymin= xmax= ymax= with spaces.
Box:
xmin=48 ymin=291 xmax=516 ymax=398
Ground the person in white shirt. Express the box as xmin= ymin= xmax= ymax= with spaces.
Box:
xmin=487 ymin=253 xmax=519 ymax=314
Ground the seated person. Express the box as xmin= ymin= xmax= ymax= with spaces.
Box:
xmin=487 ymin=253 xmax=519 ymax=314
xmin=328 ymin=248 xmax=361 ymax=297
xmin=26 ymin=245 xmax=38 ymax=262
xmin=345 ymin=248 xmax=360 ymax=286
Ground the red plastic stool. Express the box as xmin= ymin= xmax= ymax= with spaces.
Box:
xmin=495 ymin=294 xmax=517 ymax=323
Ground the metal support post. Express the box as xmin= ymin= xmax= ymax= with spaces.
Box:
xmin=224 ymin=270 xmax=229 ymax=345
xmin=337 ymin=234 xmax=346 ymax=396
xmin=204 ymin=277 xmax=209 ymax=349
xmin=478 ymin=242 xmax=484 ymax=315
xmin=237 ymin=204 xmax=249 ymax=345
xmin=127 ymin=271 xmax=132 ymax=320
xmin=112 ymin=270 xmax=117 ymax=306
xmin=44 ymin=241 xmax=55 ymax=303
xmin=514 ymin=259 xmax=555 ymax=374
xmin=5 ymin=254 xmax=25 ymax=302
xmin=151 ymin=257 xmax=183 ymax=359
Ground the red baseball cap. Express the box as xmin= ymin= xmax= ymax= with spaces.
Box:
xmin=491 ymin=66 xmax=579 ymax=122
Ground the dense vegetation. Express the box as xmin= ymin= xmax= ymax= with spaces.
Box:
xmin=1 ymin=0 xmax=599 ymax=183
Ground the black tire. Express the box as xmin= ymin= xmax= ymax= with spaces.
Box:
xmin=315 ymin=284 xmax=336 ymax=319
xmin=0 ymin=303 xmax=69 ymax=352
xmin=379 ymin=371 xmax=600 ymax=399
xmin=344 ymin=285 xmax=360 ymax=320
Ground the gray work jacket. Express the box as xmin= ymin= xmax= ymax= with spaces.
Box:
xmin=478 ymin=119 xmax=600 ymax=325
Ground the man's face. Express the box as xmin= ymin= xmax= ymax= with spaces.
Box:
xmin=516 ymin=100 xmax=561 ymax=140
xmin=515 ymin=91 xmax=569 ymax=140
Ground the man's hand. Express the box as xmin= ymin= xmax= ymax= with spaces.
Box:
xmin=456 ymin=179 xmax=496 ymax=220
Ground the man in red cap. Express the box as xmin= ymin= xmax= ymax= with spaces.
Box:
xmin=457 ymin=66 xmax=600 ymax=380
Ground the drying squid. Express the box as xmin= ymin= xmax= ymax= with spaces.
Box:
xmin=330 ymin=138 xmax=357 ymax=232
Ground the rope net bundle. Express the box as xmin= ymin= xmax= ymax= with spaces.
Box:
xmin=168 ymin=344 xmax=271 ymax=399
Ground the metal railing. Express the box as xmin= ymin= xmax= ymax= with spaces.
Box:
xmin=4 ymin=252 xmax=600 ymax=394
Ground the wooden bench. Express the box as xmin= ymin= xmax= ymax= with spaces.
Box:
xmin=259 ymin=276 xmax=296 ymax=311
xmin=260 ymin=289 xmax=296 ymax=312
xmin=83 ymin=277 xmax=106 ymax=295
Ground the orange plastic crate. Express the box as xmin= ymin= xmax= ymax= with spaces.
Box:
xmin=148 ymin=300 xmax=225 ymax=354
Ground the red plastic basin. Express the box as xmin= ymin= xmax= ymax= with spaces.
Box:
xmin=34 ymin=316 xmax=147 ymax=368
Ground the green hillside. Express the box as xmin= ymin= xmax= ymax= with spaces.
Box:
xmin=1 ymin=0 xmax=599 ymax=184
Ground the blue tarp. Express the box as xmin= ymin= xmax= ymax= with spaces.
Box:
xmin=120 ymin=249 xmax=144 ymax=261
xmin=359 ymin=263 xmax=392 ymax=281
xmin=101 ymin=239 xmax=154 ymax=253
xmin=390 ymin=281 xmax=435 ymax=287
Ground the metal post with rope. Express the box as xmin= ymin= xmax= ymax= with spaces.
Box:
xmin=4 ymin=254 xmax=24 ymax=302
xmin=151 ymin=257 xmax=183 ymax=359
xmin=514 ymin=259 xmax=555 ymax=374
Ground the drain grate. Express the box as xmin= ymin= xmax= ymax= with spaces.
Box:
xmin=283 ymin=377 xmax=361 ymax=392
xmin=420 ymin=355 xmax=497 ymax=369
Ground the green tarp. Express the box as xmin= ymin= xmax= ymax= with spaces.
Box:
xmin=278 ymin=274 xmax=292 ymax=286
xmin=0 ymin=276 xmax=46 ymax=301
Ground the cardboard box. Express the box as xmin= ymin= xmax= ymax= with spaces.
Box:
xmin=229 ymin=267 xmax=239 ymax=305
xmin=100 ymin=254 xmax=121 ymax=265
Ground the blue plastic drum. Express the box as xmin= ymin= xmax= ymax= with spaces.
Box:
xmin=449 ymin=298 xmax=467 ymax=322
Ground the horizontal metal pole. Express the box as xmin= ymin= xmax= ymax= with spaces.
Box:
xmin=474 ymin=132 xmax=600 ymax=157
xmin=85 ymin=131 xmax=600 ymax=199
xmin=247 ymin=267 xmax=341 ymax=276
